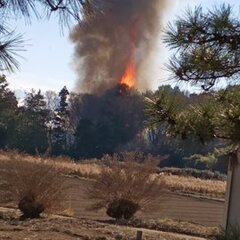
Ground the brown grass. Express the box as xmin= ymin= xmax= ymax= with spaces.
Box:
xmin=0 ymin=150 xmax=101 ymax=179
xmin=162 ymin=174 xmax=226 ymax=198
xmin=0 ymin=150 xmax=226 ymax=199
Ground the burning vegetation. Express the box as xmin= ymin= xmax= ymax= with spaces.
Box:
xmin=120 ymin=58 xmax=136 ymax=88
xmin=71 ymin=0 xmax=169 ymax=93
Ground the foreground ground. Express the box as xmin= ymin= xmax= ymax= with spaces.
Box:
xmin=0 ymin=177 xmax=222 ymax=239
xmin=0 ymin=207 xmax=207 ymax=240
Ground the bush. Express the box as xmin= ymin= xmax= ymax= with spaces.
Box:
xmin=106 ymin=199 xmax=140 ymax=220
xmin=18 ymin=193 xmax=44 ymax=219
xmin=87 ymin=152 xmax=165 ymax=220
xmin=0 ymin=153 xmax=65 ymax=220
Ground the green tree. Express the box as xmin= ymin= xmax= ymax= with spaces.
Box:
xmin=73 ymin=118 xmax=96 ymax=158
xmin=16 ymin=90 xmax=50 ymax=154
xmin=50 ymin=86 xmax=70 ymax=155
xmin=145 ymin=85 xmax=210 ymax=168
xmin=0 ymin=75 xmax=18 ymax=148
xmin=147 ymin=85 xmax=240 ymax=167
xmin=162 ymin=6 xmax=240 ymax=230
xmin=71 ymin=85 xmax=146 ymax=159
xmin=147 ymin=4 xmax=240 ymax=165
xmin=164 ymin=4 xmax=240 ymax=90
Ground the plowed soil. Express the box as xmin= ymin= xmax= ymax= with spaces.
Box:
xmin=65 ymin=177 xmax=225 ymax=226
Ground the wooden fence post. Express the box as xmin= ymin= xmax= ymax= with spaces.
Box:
xmin=136 ymin=230 xmax=142 ymax=240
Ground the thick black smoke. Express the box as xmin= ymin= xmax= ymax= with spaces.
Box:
xmin=70 ymin=0 xmax=169 ymax=93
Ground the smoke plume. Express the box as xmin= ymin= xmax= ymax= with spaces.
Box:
xmin=70 ymin=0 xmax=170 ymax=93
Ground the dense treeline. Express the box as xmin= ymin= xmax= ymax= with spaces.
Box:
xmin=0 ymin=75 xmax=229 ymax=172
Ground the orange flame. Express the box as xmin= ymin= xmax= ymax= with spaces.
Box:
xmin=120 ymin=59 xmax=136 ymax=88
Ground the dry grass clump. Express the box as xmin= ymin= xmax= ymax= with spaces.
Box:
xmin=162 ymin=174 xmax=226 ymax=198
xmin=0 ymin=152 xmax=65 ymax=219
xmin=87 ymin=152 xmax=165 ymax=220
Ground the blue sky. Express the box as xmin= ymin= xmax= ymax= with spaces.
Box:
xmin=6 ymin=0 xmax=239 ymax=93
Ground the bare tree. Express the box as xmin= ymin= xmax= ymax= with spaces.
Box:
xmin=45 ymin=90 xmax=59 ymax=111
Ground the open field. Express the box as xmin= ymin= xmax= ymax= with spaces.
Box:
xmin=0 ymin=151 xmax=227 ymax=239
xmin=64 ymin=177 xmax=225 ymax=227
xmin=0 ymin=176 xmax=224 ymax=238
xmin=0 ymin=151 xmax=226 ymax=198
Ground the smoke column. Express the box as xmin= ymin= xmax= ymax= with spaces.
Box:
xmin=70 ymin=0 xmax=171 ymax=93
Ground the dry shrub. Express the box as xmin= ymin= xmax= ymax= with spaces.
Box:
xmin=0 ymin=153 xmax=65 ymax=219
xmin=87 ymin=152 xmax=165 ymax=220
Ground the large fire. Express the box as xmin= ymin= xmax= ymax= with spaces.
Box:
xmin=119 ymin=58 xmax=136 ymax=88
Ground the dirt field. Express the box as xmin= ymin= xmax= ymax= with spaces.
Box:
xmin=64 ymin=177 xmax=225 ymax=226
xmin=0 ymin=176 xmax=224 ymax=240
xmin=0 ymin=207 xmax=207 ymax=240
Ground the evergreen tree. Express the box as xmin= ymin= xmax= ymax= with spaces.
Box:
xmin=16 ymin=90 xmax=50 ymax=154
xmin=164 ymin=4 xmax=240 ymax=90
xmin=147 ymin=4 xmax=240 ymax=165
xmin=50 ymin=86 xmax=70 ymax=155
xmin=146 ymin=85 xmax=240 ymax=167
xmin=0 ymin=75 xmax=18 ymax=148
